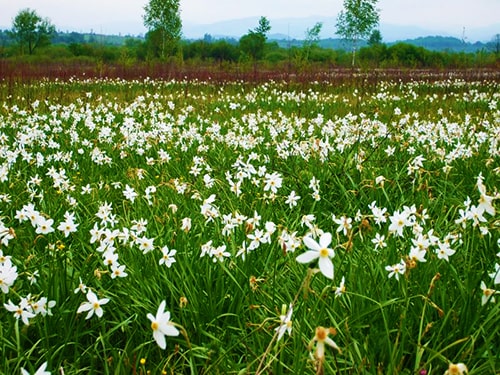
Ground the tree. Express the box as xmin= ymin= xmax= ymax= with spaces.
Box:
xmin=336 ymin=0 xmax=379 ymax=66
xmin=10 ymin=8 xmax=55 ymax=55
xmin=487 ymin=34 xmax=500 ymax=56
xmin=302 ymin=22 xmax=323 ymax=62
xmin=368 ymin=29 xmax=383 ymax=46
xmin=239 ymin=17 xmax=271 ymax=62
xmin=143 ymin=0 xmax=182 ymax=59
xmin=254 ymin=16 xmax=271 ymax=37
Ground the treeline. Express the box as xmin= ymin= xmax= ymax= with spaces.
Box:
xmin=0 ymin=29 xmax=498 ymax=70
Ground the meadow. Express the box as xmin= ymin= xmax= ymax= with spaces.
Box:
xmin=0 ymin=75 xmax=498 ymax=374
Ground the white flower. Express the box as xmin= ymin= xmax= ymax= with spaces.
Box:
xmin=385 ymin=260 xmax=406 ymax=281
xmin=4 ymin=298 xmax=35 ymax=325
xmin=57 ymin=217 xmax=78 ymax=237
xmin=211 ymin=245 xmax=230 ymax=262
xmin=263 ymin=172 xmax=282 ymax=194
xmin=147 ymin=300 xmax=180 ymax=349
xmin=480 ymin=281 xmax=496 ymax=305
xmin=21 ymin=361 xmax=51 ymax=375
xmin=74 ymin=277 xmax=87 ymax=294
xmin=335 ymin=276 xmax=346 ymax=298
xmin=489 ymin=263 xmax=500 ymax=284
xmin=0 ymin=258 xmax=18 ymax=294
xmin=388 ymin=210 xmax=411 ymax=237
xmin=77 ymin=290 xmax=109 ymax=319
xmin=159 ymin=246 xmax=177 ymax=267
xmin=435 ymin=241 xmax=455 ymax=261
xmin=371 ymin=233 xmax=387 ymax=251
xmin=285 ymin=190 xmax=301 ymax=208
xmin=296 ymin=232 xmax=335 ymax=279
xmin=444 ymin=362 xmax=468 ymax=375
xmin=123 ymin=185 xmax=138 ymax=203
xmin=136 ymin=236 xmax=154 ymax=254
xmin=275 ymin=304 xmax=293 ymax=341
xmin=110 ymin=263 xmax=128 ymax=279
xmin=35 ymin=217 xmax=55 ymax=235
xmin=333 ymin=215 xmax=352 ymax=236
xmin=181 ymin=217 xmax=192 ymax=232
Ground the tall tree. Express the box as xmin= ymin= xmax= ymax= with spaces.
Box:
xmin=239 ymin=17 xmax=272 ymax=62
xmin=10 ymin=8 xmax=55 ymax=55
xmin=302 ymin=22 xmax=323 ymax=62
xmin=336 ymin=0 xmax=379 ymax=66
xmin=143 ymin=0 xmax=182 ymax=59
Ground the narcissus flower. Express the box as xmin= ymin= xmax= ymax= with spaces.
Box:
xmin=480 ymin=281 xmax=497 ymax=305
xmin=308 ymin=326 xmax=341 ymax=361
xmin=21 ymin=361 xmax=50 ymax=375
xmin=147 ymin=300 xmax=180 ymax=349
xmin=385 ymin=260 xmax=406 ymax=281
xmin=444 ymin=362 xmax=468 ymax=375
xmin=275 ymin=304 xmax=293 ymax=341
xmin=77 ymin=290 xmax=109 ymax=319
xmin=4 ymin=298 xmax=35 ymax=325
xmin=159 ymin=246 xmax=177 ymax=267
xmin=296 ymin=232 xmax=335 ymax=279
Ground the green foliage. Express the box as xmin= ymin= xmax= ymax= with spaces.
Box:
xmin=239 ymin=16 xmax=272 ymax=63
xmin=239 ymin=32 xmax=267 ymax=62
xmin=143 ymin=0 xmax=182 ymax=59
xmin=9 ymin=8 xmax=56 ymax=55
xmin=336 ymin=0 xmax=380 ymax=66
xmin=254 ymin=16 xmax=272 ymax=37
xmin=368 ymin=29 xmax=383 ymax=46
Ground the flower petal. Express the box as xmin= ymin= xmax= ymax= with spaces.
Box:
xmin=325 ymin=337 xmax=341 ymax=352
xmin=154 ymin=329 xmax=166 ymax=349
xmin=296 ymin=250 xmax=319 ymax=264
xmin=161 ymin=323 xmax=180 ymax=337
xmin=319 ymin=232 xmax=332 ymax=249
xmin=157 ymin=300 xmax=166 ymax=318
xmin=303 ymin=236 xmax=320 ymax=251
xmin=318 ymin=257 xmax=334 ymax=279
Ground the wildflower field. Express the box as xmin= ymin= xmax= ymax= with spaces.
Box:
xmin=0 ymin=75 xmax=498 ymax=374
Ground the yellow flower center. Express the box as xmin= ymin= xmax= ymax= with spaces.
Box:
xmin=151 ymin=321 xmax=159 ymax=331
xmin=483 ymin=288 xmax=493 ymax=297
xmin=319 ymin=248 xmax=329 ymax=257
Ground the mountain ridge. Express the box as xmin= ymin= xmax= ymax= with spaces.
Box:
xmin=182 ymin=15 xmax=499 ymax=43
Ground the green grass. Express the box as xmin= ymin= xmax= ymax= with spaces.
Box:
xmin=0 ymin=77 xmax=498 ymax=374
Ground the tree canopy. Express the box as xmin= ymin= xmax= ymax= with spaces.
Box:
xmin=336 ymin=0 xmax=380 ymax=66
xmin=10 ymin=8 xmax=55 ymax=55
xmin=239 ymin=17 xmax=272 ymax=62
xmin=143 ymin=0 xmax=182 ymax=59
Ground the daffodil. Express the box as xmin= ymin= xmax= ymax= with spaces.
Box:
xmin=296 ymin=232 xmax=335 ymax=279
xmin=77 ymin=290 xmax=109 ymax=319
xmin=480 ymin=281 xmax=497 ymax=305
xmin=308 ymin=326 xmax=341 ymax=361
xmin=4 ymin=298 xmax=35 ymax=325
xmin=385 ymin=260 xmax=406 ymax=281
xmin=159 ymin=246 xmax=177 ymax=267
xmin=147 ymin=300 xmax=180 ymax=349
xmin=21 ymin=361 xmax=50 ymax=375
xmin=275 ymin=304 xmax=293 ymax=341
xmin=444 ymin=362 xmax=467 ymax=375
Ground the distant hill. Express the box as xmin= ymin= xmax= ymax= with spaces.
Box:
xmin=182 ymin=16 xmax=499 ymax=43
xmin=392 ymin=36 xmax=486 ymax=53
xmin=270 ymin=36 xmax=489 ymax=53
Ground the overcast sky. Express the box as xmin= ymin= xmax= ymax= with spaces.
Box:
xmin=0 ymin=0 xmax=498 ymax=37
